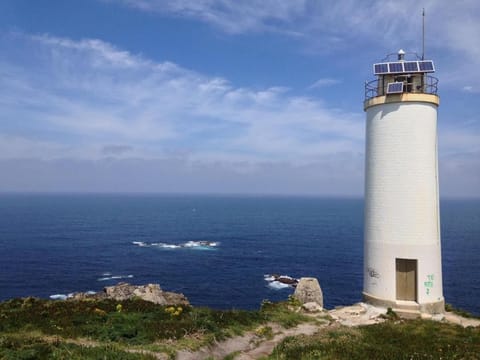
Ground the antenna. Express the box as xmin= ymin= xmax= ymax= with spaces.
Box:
xmin=422 ymin=8 xmax=425 ymax=60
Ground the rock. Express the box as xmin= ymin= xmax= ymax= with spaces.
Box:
xmin=328 ymin=303 xmax=388 ymax=327
xmin=293 ymin=277 xmax=323 ymax=307
xmin=70 ymin=291 xmax=107 ymax=301
xmin=302 ymin=302 xmax=323 ymax=312
xmin=277 ymin=276 xmax=298 ymax=285
xmin=70 ymin=282 xmax=189 ymax=306
xmin=105 ymin=282 xmax=138 ymax=301
xmin=132 ymin=284 xmax=167 ymax=305
xmin=432 ymin=313 xmax=445 ymax=322
xmin=162 ymin=291 xmax=190 ymax=306
xmin=344 ymin=305 xmax=366 ymax=316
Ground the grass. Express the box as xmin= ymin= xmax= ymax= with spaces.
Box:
xmin=0 ymin=296 xmax=308 ymax=358
xmin=2 ymin=297 xmax=479 ymax=359
xmin=269 ymin=319 xmax=480 ymax=359
xmin=445 ymin=303 xmax=479 ymax=319
xmin=0 ymin=333 xmax=157 ymax=360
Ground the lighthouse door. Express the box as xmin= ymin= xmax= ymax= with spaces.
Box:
xmin=396 ymin=259 xmax=417 ymax=301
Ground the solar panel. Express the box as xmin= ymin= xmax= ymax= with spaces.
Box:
xmin=404 ymin=61 xmax=419 ymax=72
xmin=387 ymin=82 xmax=404 ymax=94
xmin=374 ymin=63 xmax=389 ymax=74
xmin=388 ymin=62 xmax=404 ymax=73
xmin=419 ymin=60 xmax=435 ymax=72
xmin=373 ymin=60 xmax=435 ymax=75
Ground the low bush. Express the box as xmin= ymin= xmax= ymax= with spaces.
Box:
xmin=269 ymin=319 xmax=480 ymax=359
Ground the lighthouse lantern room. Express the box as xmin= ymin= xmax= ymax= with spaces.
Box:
xmin=363 ymin=49 xmax=444 ymax=315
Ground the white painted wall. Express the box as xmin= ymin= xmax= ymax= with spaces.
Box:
xmin=364 ymin=101 xmax=443 ymax=305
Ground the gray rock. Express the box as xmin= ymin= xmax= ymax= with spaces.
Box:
xmin=302 ymin=301 xmax=323 ymax=312
xmin=70 ymin=282 xmax=189 ymax=306
xmin=293 ymin=277 xmax=323 ymax=307
xmin=432 ymin=313 xmax=445 ymax=322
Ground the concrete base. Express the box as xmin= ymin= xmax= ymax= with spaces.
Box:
xmin=363 ymin=292 xmax=445 ymax=316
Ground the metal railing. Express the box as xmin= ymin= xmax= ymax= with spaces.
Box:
xmin=365 ymin=75 xmax=438 ymax=101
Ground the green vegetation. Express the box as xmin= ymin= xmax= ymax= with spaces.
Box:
xmin=269 ymin=319 xmax=480 ymax=360
xmin=1 ymin=297 xmax=479 ymax=359
xmin=0 ymin=297 xmax=307 ymax=359
xmin=0 ymin=334 xmax=156 ymax=360
xmin=445 ymin=303 xmax=479 ymax=319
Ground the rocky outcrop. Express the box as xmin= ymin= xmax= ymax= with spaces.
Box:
xmin=293 ymin=277 xmax=323 ymax=308
xmin=70 ymin=283 xmax=189 ymax=306
xmin=264 ymin=274 xmax=299 ymax=288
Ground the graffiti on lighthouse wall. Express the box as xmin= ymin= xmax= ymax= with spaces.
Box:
xmin=424 ymin=274 xmax=434 ymax=295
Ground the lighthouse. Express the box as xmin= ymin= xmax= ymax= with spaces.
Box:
xmin=363 ymin=50 xmax=444 ymax=315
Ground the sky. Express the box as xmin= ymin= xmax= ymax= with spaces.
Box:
xmin=0 ymin=0 xmax=479 ymax=197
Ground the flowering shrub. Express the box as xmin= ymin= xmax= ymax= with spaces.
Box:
xmin=165 ymin=306 xmax=183 ymax=317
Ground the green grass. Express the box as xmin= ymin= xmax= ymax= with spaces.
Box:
xmin=0 ymin=334 xmax=156 ymax=360
xmin=3 ymin=297 xmax=479 ymax=359
xmin=445 ymin=303 xmax=479 ymax=319
xmin=0 ymin=297 xmax=268 ymax=344
xmin=269 ymin=319 xmax=480 ymax=359
xmin=0 ymin=297 xmax=309 ymax=358
xmin=259 ymin=299 xmax=312 ymax=328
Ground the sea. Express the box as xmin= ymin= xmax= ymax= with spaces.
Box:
xmin=0 ymin=194 xmax=478 ymax=315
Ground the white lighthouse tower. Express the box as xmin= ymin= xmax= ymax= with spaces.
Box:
xmin=363 ymin=50 xmax=444 ymax=315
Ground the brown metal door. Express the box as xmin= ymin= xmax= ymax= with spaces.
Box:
xmin=396 ymin=259 xmax=417 ymax=301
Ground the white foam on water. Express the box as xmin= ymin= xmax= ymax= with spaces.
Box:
xmin=133 ymin=240 xmax=219 ymax=250
xmin=86 ymin=291 xmax=96 ymax=295
xmin=268 ymin=281 xmax=290 ymax=290
xmin=97 ymin=274 xmax=134 ymax=281
xmin=183 ymin=241 xmax=198 ymax=247
xmin=264 ymin=274 xmax=298 ymax=290
xmin=264 ymin=275 xmax=275 ymax=282
xmin=132 ymin=241 xmax=148 ymax=247
xmin=159 ymin=243 xmax=181 ymax=249
xmin=50 ymin=294 xmax=67 ymax=300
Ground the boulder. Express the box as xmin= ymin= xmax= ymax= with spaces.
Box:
xmin=70 ymin=282 xmax=189 ymax=306
xmin=293 ymin=277 xmax=323 ymax=307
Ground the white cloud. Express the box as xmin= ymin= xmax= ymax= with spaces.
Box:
xmin=112 ymin=0 xmax=307 ymax=34
xmin=0 ymin=32 xmax=478 ymax=196
xmin=0 ymin=33 xmax=363 ymax=163
xmin=111 ymin=0 xmax=480 ymax=89
xmin=309 ymin=78 xmax=341 ymax=89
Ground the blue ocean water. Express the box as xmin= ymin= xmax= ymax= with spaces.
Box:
xmin=0 ymin=194 xmax=478 ymax=315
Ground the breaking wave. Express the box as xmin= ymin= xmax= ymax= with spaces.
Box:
xmin=97 ymin=273 xmax=134 ymax=282
xmin=50 ymin=290 xmax=96 ymax=300
xmin=132 ymin=240 xmax=219 ymax=250
xmin=264 ymin=274 xmax=298 ymax=290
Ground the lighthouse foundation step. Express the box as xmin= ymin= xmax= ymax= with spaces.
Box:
xmin=392 ymin=308 xmax=421 ymax=319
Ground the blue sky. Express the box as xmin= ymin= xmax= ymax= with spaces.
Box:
xmin=0 ymin=0 xmax=479 ymax=196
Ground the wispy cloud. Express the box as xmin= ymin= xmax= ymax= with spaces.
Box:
xmin=110 ymin=0 xmax=307 ymax=35
xmin=0 ymin=32 xmax=478 ymax=196
xmin=111 ymin=0 xmax=480 ymax=90
xmin=309 ymin=78 xmax=341 ymax=89
xmin=0 ymin=33 xmax=362 ymax=162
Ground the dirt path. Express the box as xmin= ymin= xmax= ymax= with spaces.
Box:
xmin=176 ymin=322 xmax=323 ymax=360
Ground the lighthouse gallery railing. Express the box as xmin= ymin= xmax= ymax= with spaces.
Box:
xmin=365 ymin=75 xmax=438 ymax=101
